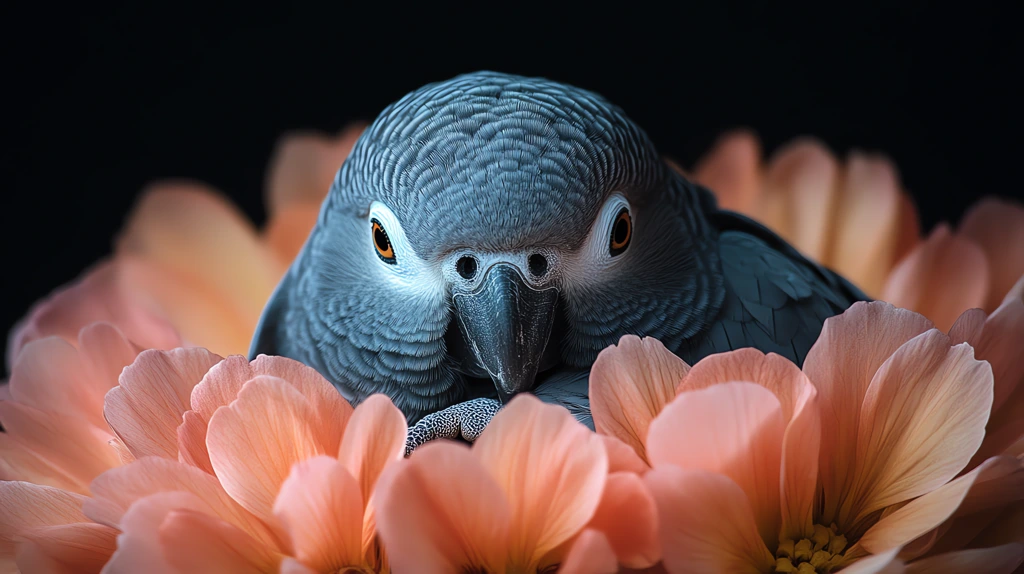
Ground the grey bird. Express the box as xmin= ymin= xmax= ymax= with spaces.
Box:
xmin=250 ymin=71 xmax=867 ymax=449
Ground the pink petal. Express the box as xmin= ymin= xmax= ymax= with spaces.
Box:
xmin=590 ymin=335 xmax=690 ymax=463
xmin=84 ymin=457 xmax=273 ymax=547
xmin=780 ymin=384 xmax=821 ymax=542
xmin=374 ymin=442 xmax=510 ymax=574
xmin=0 ymin=433 xmax=80 ymax=490
xmin=844 ymin=330 xmax=992 ymax=525
xmin=105 ymin=347 xmax=222 ymax=460
xmin=160 ymin=508 xmax=281 ymax=573
xmin=0 ymin=482 xmax=87 ymax=559
xmin=206 ymin=376 xmax=326 ymax=525
xmin=893 ymin=192 xmax=922 ymax=267
xmin=906 ymin=544 xmax=1024 ymax=574
xmin=691 ymin=129 xmax=763 ymax=214
xmin=806 ymin=301 xmax=934 ymax=526
xmin=558 ymin=529 xmax=619 ymax=574
xmin=881 ymin=224 xmax=989 ymax=332
xmin=264 ymin=123 xmax=365 ymax=217
xmin=643 ymin=467 xmax=774 ymax=573
xmin=647 ymin=382 xmax=784 ymax=545
xmin=279 ymin=557 xmax=318 ymax=573
xmin=14 ymin=523 xmax=117 ymax=574
xmin=272 ymin=456 xmax=364 ymax=572
xmin=474 ymin=394 xmax=608 ymax=569
xmin=263 ymin=203 xmax=321 ymax=264
xmin=840 ymin=548 xmax=906 ymax=574
xmin=959 ymin=197 xmax=1024 ymax=312
xmin=77 ymin=323 xmax=147 ymax=416
xmin=587 ymin=472 xmax=660 ymax=568
xmin=954 ymin=455 xmax=1024 ymax=517
xmin=336 ymin=393 xmax=407 ymax=508
xmin=600 ymin=435 xmax=650 ymax=474
xmin=104 ymin=491 xmax=214 ymax=574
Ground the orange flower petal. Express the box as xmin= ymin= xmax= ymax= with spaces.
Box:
xmin=893 ymin=191 xmax=922 ymax=267
xmin=14 ymin=523 xmax=117 ymax=574
xmin=589 ymin=335 xmax=690 ymax=463
xmin=0 ymin=482 xmax=87 ymax=558
xmin=845 ymin=330 xmax=992 ymax=524
xmin=105 ymin=348 xmax=222 ymax=460
xmin=644 ymin=467 xmax=774 ymax=573
xmin=881 ymin=224 xmax=989 ymax=332
xmin=558 ymin=529 xmax=618 ymax=574
xmin=806 ymin=301 xmax=934 ymax=525
xmin=587 ymin=472 xmax=660 ymax=568
xmin=104 ymin=491 xmax=215 ymax=574
xmin=599 ymin=435 xmax=649 ymax=474
xmin=374 ymin=441 xmax=510 ymax=574
xmin=206 ymin=376 xmax=326 ymax=525
xmin=951 ymin=455 xmax=1024 ymax=518
xmin=839 ymin=548 xmax=904 ymax=574
xmin=264 ymin=123 xmax=365 ymax=217
xmin=0 ymin=433 xmax=80 ymax=490
xmin=691 ymin=129 xmax=763 ymax=214
xmin=263 ymin=203 xmax=321 ymax=264
xmin=272 ymin=456 xmax=364 ymax=571
xmin=474 ymin=394 xmax=608 ymax=569
xmin=905 ymin=544 xmax=1024 ymax=574
xmin=959 ymin=197 xmax=1024 ymax=312
xmin=647 ymin=382 xmax=785 ymax=544
xmin=160 ymin=508 xmax=281 ymax=573
xmin=336 ymin=393 xmax=407 ymax=508
xmin=762 ymin=138 xmax=839 ymax=262
xmin=780 ymin=384 xmax=821 ymax=542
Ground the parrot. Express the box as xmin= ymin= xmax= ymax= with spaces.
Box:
xmin=249 ymin=71 xmax=868 ymax=451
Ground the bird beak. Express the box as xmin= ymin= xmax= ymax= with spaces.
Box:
xmin=452 ymin=263 xmax=559 ymax=402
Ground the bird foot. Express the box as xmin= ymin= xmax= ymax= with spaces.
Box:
xmin=405 ymin=398 xmax=502 ymax=456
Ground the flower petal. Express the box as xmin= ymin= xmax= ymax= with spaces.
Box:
xmin=839 ymin=547 xmax=905 ymax=574
xmin=374 ymin=441 xmax=510 ymax=574
xmin=0 ymin=482 xmax=87 ymax=559
xmin=14 ymin=523 xmax=117 ymax=574
xmin=644 ymin=467 xmax=774 ymax=573
xmin=845 ymin=330 xmax=992 ymax=525
xmin=558 ymin=529 xmax=618 ymax=574
xmin=474 ymin=394 xmax=608 ymax=569
xmin=105 ymin=347 xmax=222 ymax=460
xmin=587 ymin=472 xmax=660 ymax=568
xmin=806 ymin=301 xmax=934 ymax=526
xmin=590 ymin=335 xmax=690 ymax=463
xmin=954 ymin=455 xmax=1024 ymax=517
xmin=264 ymin=123 xmax=364 ymax=217
xmin=336 ymin=393 xmax=407 ymax=507
xmin=762 ymin=138 xmax=839 ymax=262
xmin=906 ymin=544 xmax=1024 ymax=574
xmin=647 ymin=382 xmax=784 ymax=545
xmin=0 ymin=433 xmax=80 ymax=490
xmin=959 ymin=197 xmax=1024 ymax=312
xmin=780 ymin=384 xmax=821 ymax=542
xmin=881 ymin=224 xmax=989 ymax=332
xmin=104 ymin=491 xmax=213 ymax=574
xmin=263 ymin=203 xmax=321 ymax=264
xmin=160 ymin=508 xmax=281 ymax=573
xmin=692 ymin=129 xmax=763 ymax=214
xmin=600 ymin=435 xmax=649 ymax=474
xmin=272 ymin=456 xmax=364 ymax=571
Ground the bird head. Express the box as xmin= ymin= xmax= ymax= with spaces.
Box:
xmin=261 ymin=71 xmax=721 ymax=416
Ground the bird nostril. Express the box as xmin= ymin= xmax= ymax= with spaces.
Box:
xmin=528 ymin=254 xmax=548 ymax=278
xmin=457 ymin=256 xmax=478 ymax=280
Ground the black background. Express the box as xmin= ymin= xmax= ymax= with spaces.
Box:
xmin=2 ymin=3 xmax=1020 ymax=342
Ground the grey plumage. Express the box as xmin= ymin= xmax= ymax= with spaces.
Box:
xmin=251 ymin=71 xmax=867 ymax=442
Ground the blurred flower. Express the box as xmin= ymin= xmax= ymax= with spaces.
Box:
xmin=591 ymin=301 xmax=1024 ymax=573
xmin=689 ymin=130 xmax=1024 ymax=328
xmin=375 ymin=393 xmax=659 ymax=573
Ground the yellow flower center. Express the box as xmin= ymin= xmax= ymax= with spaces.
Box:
xmin=774 ymin=524 xmax=849 ymax=573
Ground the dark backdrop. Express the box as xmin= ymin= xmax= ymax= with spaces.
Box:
xmin=2 ymin=2 xmax=1020 ymax=342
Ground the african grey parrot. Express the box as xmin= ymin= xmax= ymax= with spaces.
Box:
xmin=250 ymin=71 xmax=867 ymax=450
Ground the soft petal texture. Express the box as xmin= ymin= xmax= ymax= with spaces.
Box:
xmin=264 ymin=123 xmax=364 ymax=217
xmin=958 ymin=197 xmax=1024 ymax=311
xmin=104 ymin=347 xmax=222 ymax=459
xmin=160 ymin=508 xmax=281 ymax=573
xmin=474 ymin=394 xmax=608 ymax=569
xmin=843 ymin=330 xmax=992 ymax=526
xmin=600 ymin=435 xmax=650 ymax=474
xmin=906 ymin=544 xmax=1024 ymax=574
xmin=647 ymin=382 xmax=785 ymax=544
xmin=841 ymin=548 xmax=906 ymax=574
xmin=336 ymin=393 xmax=408 ymax=506
xmin=779 ymin=384 xmax=821 ymax=541
xmin=104 ymin=491 xmax=216 ymax=574
xmin=263 ymin=203 xmax=321 ymax=263
xmin=590 ymin=335 xmax=690 ymax=463
xmin=881 ymin=224 xmax=989 ymax=332
xmin=0 ymin=482 xmax=87 ymax=558
xmin=272 ymin=456 xmax=364 ymax=572
xmin=677 ymin=348 xmax=810 ymax=420
xmin=206 ymin=376 xmax=326 ymax=524
xmin=375 ymin=442 xmax=510 ymax=574
xmin=559 ymin=529 xmax=619 ymax=574
xmin=13 ymin=523 xmax=117 ymax=574
xmin=181 ymin=354 xmax=351 ymax=473
xmin=586 ymin=472 xmax=660 ymax=568
xmin=806 ymin=301 xmax=935 ymax=525
xmin=692 ymin=129 xmax=762 ymax=213
xmin=644 ymin=467 xmax=774 ymax=574
xmin=116 ymin=184 xmax=286 ymax=357
xmin=279 ymin=557 xmax=317 ymax=574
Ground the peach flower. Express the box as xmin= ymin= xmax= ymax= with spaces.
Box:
xmin=689 ymin=131 xmax=1024 ymax=329
xmin=591 ymin=301 xmax=1023 ymax=573
xmin=374 ymin=394 xmax=660 ymax=573
xmin=89 ymin=353 xmax=406 ymax=573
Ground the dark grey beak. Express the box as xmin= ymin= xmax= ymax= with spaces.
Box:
xmin=452 ymin=263 xmax=559 ymax=402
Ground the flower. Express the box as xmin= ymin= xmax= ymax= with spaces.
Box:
xmin=374 ymin=394 xmax=660 ymax=573
xmin=689 ymin=130 xmax=1024 ymax=330
xmin=591 ymin=301 xmax=1024 ymax=572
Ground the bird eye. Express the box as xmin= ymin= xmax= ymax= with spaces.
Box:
xmin=371 ymin=218 xmax=396 ymax=264
xmin=609 ymin=208 xmax=632 ymax=256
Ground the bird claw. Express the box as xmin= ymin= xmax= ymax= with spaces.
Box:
xmin=405 ymin=398 xmax=502 ymax=456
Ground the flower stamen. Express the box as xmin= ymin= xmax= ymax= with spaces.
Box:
xmin=774 ymin=524 xmax=848 ymax=573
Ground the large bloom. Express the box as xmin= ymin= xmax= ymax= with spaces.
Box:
xmin=591 ymin=301 xmax=1024 ymax=573
xmin=690 ymin=130 xmax=1024 ymax=330
xmin=374 ymin=394 xmax=660 ymax=573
